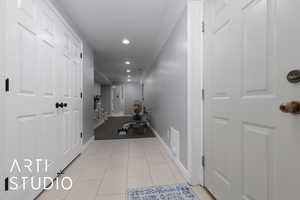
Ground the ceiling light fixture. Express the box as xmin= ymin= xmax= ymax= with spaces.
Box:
xmin=125 ymin=61 xmax=131 ymax=65
xmin=122 ymin=38 xmax=130 ymax=45
xmin=126 ymin=69 xmax=131 ymax=73
xmin=128 ymin=79 xmax=132 ymax=82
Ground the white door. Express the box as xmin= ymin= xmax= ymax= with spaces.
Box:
xmin=0 ymin=87 xmax=5 ymax=198
xmin=204 ymin=0 xmax=300 ymax=199
xmin=58 ymin=25 xmax=83 ymax=170
xmin=0 ymin=0 xmax=6 ymax=199
xmin=36 ymin=0 xmax=61 ymax=184
xmin=4 ymin=0 xmax=61 ymax=199
xmin=0 ymin=117 xmax=5 ymax=198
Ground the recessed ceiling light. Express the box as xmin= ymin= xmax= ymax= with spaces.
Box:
xmin=122 ymin=39 xmax=130 ymax=45
xmin=126 ymin=69 xmax=131 ymax=73
xmin=128 ymin=79 xmax=132 ymax=82
xmin=125 ymin=61 xmax=131 ymax=65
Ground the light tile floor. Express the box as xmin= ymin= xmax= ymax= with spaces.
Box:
xmin=37 ymin=138 xmax=213 ymax=200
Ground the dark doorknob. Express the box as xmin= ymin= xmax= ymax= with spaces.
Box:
xmin=63 ymin=103 xmax=68 ymax=107
xmin=55 ymin=102 xmax=64 ymax=108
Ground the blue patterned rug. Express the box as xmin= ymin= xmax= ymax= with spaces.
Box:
xmin=128 ymin=184 xmax=199 ymax=200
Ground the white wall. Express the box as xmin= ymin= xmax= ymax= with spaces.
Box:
xmin=50 ymin=0 xmax=95 ymax=144
xmin=125 ymin=83 xmax=142 ymax=115
xmin=144 ymin=9 xmax=188 ymax=168
xmin=94 ymin=82 xmax=101 ymax=96
xmin=82 ymin=45 xmax=95 ymax=144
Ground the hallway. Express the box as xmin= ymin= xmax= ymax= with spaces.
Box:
xmin=2 ymin=0 xmax=300 ymax=199
xmin=94 ymin=117 xmax=155 ymax=140
xmin=37 ymin=138 xmax=212 ymax=200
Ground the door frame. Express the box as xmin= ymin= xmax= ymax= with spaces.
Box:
xmin=202 ymin=0 xmax=213 ymax=191
xmin=79 ymin=41 xmax=83 ymax=146
xmin=187 ymin=0 xmax=204 ymax=186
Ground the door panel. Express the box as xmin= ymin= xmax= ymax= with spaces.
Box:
xmin=40 ymin=42 xmax=55 ymax=96
xmin=17 ymin=25 xmax=38 ymax=94
xmin=242 ymin=0 xmax=270 ymax=96
xmin=40 ymin=113 xmax=57 ymax=167
xmin=62 ymin=110 xmax=72 ymax=154
xmin=74 ymin=110 xmax=81 ymax=147
xmin=242 ymin=123 xmax=274 ymax=200
xmin=213 ymin=22 xmax=233 ymax=98
xmin=212 ymin=117 xmax=231 ymax=199
xmin=17 ymin=0 xmax=36 ymax=32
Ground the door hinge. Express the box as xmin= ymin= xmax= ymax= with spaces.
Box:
xmin=202 ymin=88 xmax=205 ymax=100
xmin=80 ymin=132 xmax=83 ymax=139
xmin=202 ymin=156 xmax=205 ymax=168
xmin=5 ymin=78 xmax=9 ymax=92
xmin=80 ymin=52 xmax=83 ymax=59
xmin=202 ymin=21 xmax=205 ymax=33
xmin=5 ymin=177 xmax=9 ymax=191
xmin=80 ymin=92 xmax=83 ymax=99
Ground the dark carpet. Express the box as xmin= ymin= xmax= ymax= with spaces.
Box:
xmin=95 ymin=116 xmax=156 ymax=140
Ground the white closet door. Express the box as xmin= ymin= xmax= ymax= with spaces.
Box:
xmin=4 ymin=0 xmax=60 ymax=199
xmin=36 ymin=0 xmax=61 ymax=184
xmin=204 ymin=0 xmax=300 ymax=200
xmin=0 ymin=70 xmax=5 ymax=198
xmin=0 ymin=0 xmax=6 ymax=198
xmin=0 ymin=91 xmax=5 ymax=198
xmin=0 ymin=122 xmax=5 ymax=198
xmin=58 ymin=28 xmax=82 ymax=170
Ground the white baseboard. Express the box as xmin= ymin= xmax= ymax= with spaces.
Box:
xmin=81 ymin=135 xmax=95 ymax=153
xmin=149 ymin=126 xmax=191 ymax=183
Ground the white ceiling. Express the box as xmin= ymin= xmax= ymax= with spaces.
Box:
xmin=54 ymin=0 xmax=187 ymax=84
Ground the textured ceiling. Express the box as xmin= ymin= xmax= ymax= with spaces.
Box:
xmin=54 ymin=0 xmax=187 ymax=84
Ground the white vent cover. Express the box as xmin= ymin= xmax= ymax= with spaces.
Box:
xmin=170 ymin=127 xmax=180 ymax=159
